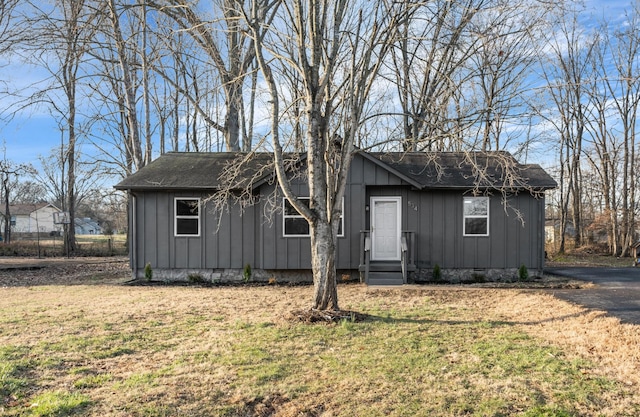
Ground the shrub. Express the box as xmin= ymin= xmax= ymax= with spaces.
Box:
xmin=243 ymin=263 xmax=252 ymax=283
xmin=432 ymin=264 xmax=442 ymax=281
xmin=188 ymin=273 xmax=206 ymax=284
xmin=518 ymin=264 xmax=529 ymax=281
xmin=472 ymin=273 xmax=486 ymax=283
xmin=144 ymin=263 xmax=153 ymax=281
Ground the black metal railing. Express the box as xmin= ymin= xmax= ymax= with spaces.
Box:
xmin=359 ymin=230 xmax=416 ymax=283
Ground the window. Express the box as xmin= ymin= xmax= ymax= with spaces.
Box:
xmin=463 ymin=197 xmax=489 ymax=236
xmin=175 ymin=198 xmax=200 ymax=236
xmin=10 ymin=216 xmax=16 ymax=226
xmin=283 ymin=197 xmax=344 ymax=237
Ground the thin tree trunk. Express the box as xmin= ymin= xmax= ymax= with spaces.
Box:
xmin=2 ymin=177 xmax=11 ymax=244
xmin=66 ymin=108 xmax=77 ymax=253
xmin=141 ymin=0 xmax=152 ymax=165
xmin=108 ymin=0 xmax=143 ymax=170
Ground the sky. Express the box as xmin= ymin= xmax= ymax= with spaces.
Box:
xmin=0 ymin=0 xmax=634 ymax=175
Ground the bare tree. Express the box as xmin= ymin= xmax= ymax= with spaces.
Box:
xmin=149 ymin=0 xmax=274 ymax=152
xmin=468 ymin=0 xmax=552 ymax=152
xmin=244 ymin=0 xmax=405 ymax=310
xmin=0 ymin=0 xmax=19 ymax=57
xmin=583 ymin=33 xmax=621 ymax=254
xmin=390 ymin=0 xmax=483 ymax=151
xmin=539 ymin=9 xmax=596 ymax=252
xmin=389 ymin=0 xmax=556 ymax=153
xmin=600 ymin=5 xmax=640 ymax=256
xmin=105 ymin=0 xmax=146 ymax=171
xmin=86 ymin=0 xmax=178 ymax=175
xmin=10 ymin=181 xmax=48 ymax=204
xmin=579 ymin=3 xmax=640 ymax=257
xmin=19 ymin=0 xmax=102 ymax=253
xmin=0 ymin=155 xmax=35 ymax=244
xmin=0 ymin=0 xmax=21 ymax=127
xmin=35 ymin=146 xmax=109 ymax=220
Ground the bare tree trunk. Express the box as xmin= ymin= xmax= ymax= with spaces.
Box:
xmin=140 ymin=0 xmax=152 ymax=165
xmin=108 ymin=0 xmax=144 ymax=170
xmin=224 ymin=82 xmax=242 ymax=151
xmin=2 ymin=175 xmax=11 ymax=244
xmin=571 ymin=123 xmax=583 ymax=247
xmin=558 ymin=139 xmax=569 ymax=254
xmin=310 ymin=220 xmax=338 ymax=310
xmin=66 ymin=104 xmax=77 ymax=253
xmin=242 ymin=60 xmax=258 ymax=152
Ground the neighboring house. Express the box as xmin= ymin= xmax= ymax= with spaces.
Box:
xmin=115 ymin=151 xmax=557 ymax=284
xmin=75 ymin=218 xmax=103 ymax=235
xmin=545 ymin=218 xmax=579 ymax=250
xmin=2 ymin=203 xmax=62 ymax=234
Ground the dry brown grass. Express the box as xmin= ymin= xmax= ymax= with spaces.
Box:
xmin=492 ymin=290 xmax=640 ymax=387
xmin=1 ymin=264 xmax=639 ymax=416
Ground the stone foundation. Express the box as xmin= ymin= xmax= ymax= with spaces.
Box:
xmin=411 ymin=267 xmax=543 ymax=284
xmin=133 ymin=267 xmax=540 ymax=285
xmin=134 ymin=268 xmax=361 ymax=284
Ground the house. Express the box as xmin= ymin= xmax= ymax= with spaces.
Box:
xmin=1 ymin=203 xmax=62 ymax=235
xmin=75 ymin=218 xmax=103 ymax=235
xmin=115 ymin=151 xmax=557 ymax=284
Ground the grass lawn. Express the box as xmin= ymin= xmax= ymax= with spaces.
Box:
xmin=1 ymin=279 xmax=639 ymax=416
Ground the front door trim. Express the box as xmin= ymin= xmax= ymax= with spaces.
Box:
xmin=370 ymin=196 xmax=402 ymax=261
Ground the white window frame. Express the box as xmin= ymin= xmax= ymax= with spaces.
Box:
xmin=283 ymin=197 xmax=344 ymax=237
xmin=463 ymin=196 xmax=489 ymax=237
xmin=174 ymin=198 xmax=201 ymax=237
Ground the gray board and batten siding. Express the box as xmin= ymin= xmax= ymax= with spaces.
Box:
xmin=115 ymin=151 xmax=556 ymax=283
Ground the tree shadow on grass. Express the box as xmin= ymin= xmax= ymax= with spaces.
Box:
xmin=351 ymin=310 xmax=601 ymax=328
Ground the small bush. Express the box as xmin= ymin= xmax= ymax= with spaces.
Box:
xmin=243 ymin=263 xmax=252 ymax=283
xmin=432 ymin=264 xmax=442 ymax=281
xmin=518 ymin=264 xmax=529 ymax=281
xmin=472 ymin=273 xmax=486 ymax=283
xmin=144 ymin=263 xmax=153 ymax=281
xmin=188 ymin=273 xmax=206 ymax=284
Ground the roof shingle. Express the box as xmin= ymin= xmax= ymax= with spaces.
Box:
xmin=114 ymin=151 xmax=556 ymax=191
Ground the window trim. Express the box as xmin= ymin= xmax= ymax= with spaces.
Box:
xmin=463 ymin=196 xmax=489 ymax=237
xmin=282 ymin=197 xmax=345 ymax=238
xmin=174 ymin=197 xmax=201 ymax=237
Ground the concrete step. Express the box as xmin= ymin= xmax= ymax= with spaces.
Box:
xmin=367 ymin=271 xmax=404 ymax=285
xmin=368 ymin=261 xmax=402 ymax=272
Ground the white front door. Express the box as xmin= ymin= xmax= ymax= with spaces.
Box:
xmin=371 ymin=197 xmax=401 ymax=261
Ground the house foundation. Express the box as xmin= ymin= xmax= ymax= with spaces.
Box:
xmin=133 ymin=267 xmax=539 ymax=285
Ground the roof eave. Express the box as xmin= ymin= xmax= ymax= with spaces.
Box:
xmin=423 ymin=184 xmax=557 ymax=191
xmin=114 ymin=185 xmax=219 ymax=192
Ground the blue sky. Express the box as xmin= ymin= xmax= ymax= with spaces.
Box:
xmin=0 ymin=0 xmax=633 ymax=173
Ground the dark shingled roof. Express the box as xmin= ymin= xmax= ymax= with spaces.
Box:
xmin=115 ymin=151 xmax=556 ymax=191
xmin=114 ymin=152 xmax=281 ymax=191
xmin=370 ymin=151 xmax=557 ymax=190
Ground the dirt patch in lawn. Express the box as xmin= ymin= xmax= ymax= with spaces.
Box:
xmin=0 ymin=256 xmax=130 ymax=287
